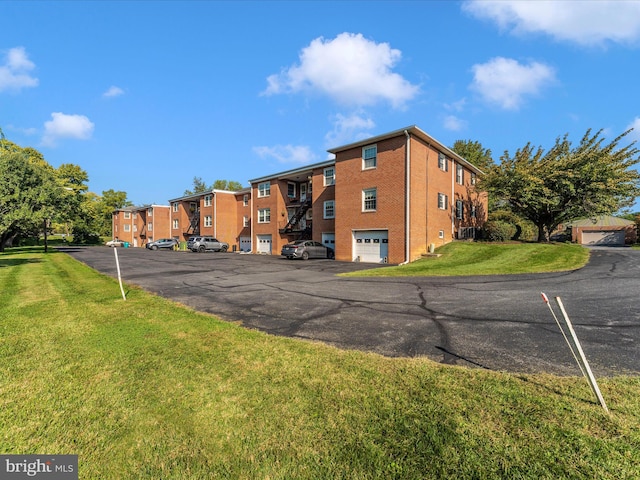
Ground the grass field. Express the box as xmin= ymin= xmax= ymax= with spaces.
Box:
xmin=1 ymin=248 xmax=638 ymax=479
xmin=342 ymin=242 xmax=591 ymax=277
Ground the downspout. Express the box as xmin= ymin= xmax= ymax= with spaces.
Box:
xmin=401 ymin=129 xmax=411 ymax=265
xmin=214 ymin=192 xmax=217 ymax=238
xmin=250 ymin=188 xmax=254 ymax=253
xmin=451 ymin=159 xmax=455 ymax=239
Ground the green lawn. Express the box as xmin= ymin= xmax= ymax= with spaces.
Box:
xmin=1 ymin=248 xmax=638 ymax=479
xmin=343 ymin=242 xmax=590 ymax=277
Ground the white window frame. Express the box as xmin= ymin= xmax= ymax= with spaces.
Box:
xmin=243 ymin=194 xmax=249 ymax=206
xmin=148 ymin=222 xmax=153 ymax=231
xmin=147 ymin=208 xmax=153 ymax=216
xmin=123 ymin=212 xmax=131 ymax=219
xmin=471 ymin=172 xmax=477 ymax=186
xmin=287 ymin=182 xmax=296 ymax=198
xmin=124 ymin=224 xmax=130 ymax=232
xmin=204 ymin=215 xmax=212 ymax=227
xmin=456 ymin=163 xmax=464 ymax=185
xmin=471 ymin=205 xmax=477 ymax=218
xmin=173 ymin=219 xmax=179 ymax=230
xmin=172 ymin=203 xmax=179 ymax=212
xmin=363 ymin=145 xmax=377 ymax=170
xmin=363 ymin=188 xmax=377 ymax=212
xmin=258 ymin=182 xmax=271 ymax=198
xmin=204 ymin=195 xmax=212 ymax=207
xmin=258 ymin=208 xmax=271 ymax=223
xmin=243 ymin=216 xmax=249 ymax=227
xmin=438 ymin=153 xmax=448 ymax=172
xmin=324 ymin=200 xmax=335 ymax=219
xmin=324 ymin=167 xmax=335 ymax=186
xmin=438 ymin=193 xmax=448 ymax=210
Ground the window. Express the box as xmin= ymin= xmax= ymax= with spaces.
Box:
xmin=148 ymin=208 xmax=153 ymax=216
xmin=324 ymin=167 xmax=335 ymax=186
xmin=258 ymin=208 xmax=271 ymax=223
xmin=133 ymin=225 xmax=137 ymax=232
xmin=455 ymin=200 xmax=464 ymax=220
xmin=324 ymin=200 xmax=335 ymax=219
xmin=439 ymin=230 xmax=445 ymax=239
xmin=287 ymin=183 xmax=296 ymax=198
xmin=123 ymin=212 xmax=131 ymax=219
xmin=148 ymin=222 xmax=153 ymax=231
xmin=204 ymin=195 xmax=212 ymax=207
xmin=173 ymin=219 xmax=179 ymax=230
xmin=204 ymin=215 xmax=212 ymax=227
xmin=243 ymin=216 xmax=249 ymax=227
xmin=438 ymin=193 xmax=448 ymax=210
xmin=172 ymin=203 xmax=179 ymax=212
xmin=456 ymin=164 xmax=464 ymax=185
xmin=471 ymin=172 xmax=477 ymax=185
xmin=363 ymin=145 xmax=377 ymax=169
xmin=243 ymin=194 xmax=249 ymax=206
xmin=471 ymin=205 xmax=477 ymax=218
xmin=124 ymin=224 xmax=130 ymax=232
xmin=438 ymin=153 xmax=448 ymax=172
xmin=363 ymin=188 xmax=377 ymax=211
xmin=258 ymin=182 xmax=271 ymax=198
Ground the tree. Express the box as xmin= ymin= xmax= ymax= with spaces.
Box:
xmin=212 ymin=179 xmax=243 ymax=191
xmin=484 ymin=129 xmax=640 ymax=242
xmin=184 ymin=176 xmax=210 ymax=195
xmin=95 ymin=189 xmax=132 ymax=236
xmin=0 ymin=150 xmax=58 ymax=251
xmin=451 ymin=139 xmax=494 ymax=173
xmin=184 ymin=177 xmax=244 ymax=195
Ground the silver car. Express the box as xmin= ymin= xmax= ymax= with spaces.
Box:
xmin=145 ymin=238 xmax=178 ymax=250
xmin=187 ymin=236 xmax=229 ymax=253
xmin=281 ymin=240 xmax=334 ymax=260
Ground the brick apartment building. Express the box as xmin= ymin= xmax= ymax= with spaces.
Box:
xmin=111 ymin=205 xmax=171 ymax=247
xmin=111 ymin=125 xmax=488 ymax=263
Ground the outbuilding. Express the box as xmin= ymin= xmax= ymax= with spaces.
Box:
xmin=569 ymin=216 xmax=636 ymax=246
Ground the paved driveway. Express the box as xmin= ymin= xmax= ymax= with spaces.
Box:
xmin=59 ymin=246 xmax=640 ymax=376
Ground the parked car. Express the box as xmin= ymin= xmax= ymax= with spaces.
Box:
xmin=145 ymin=238 xmax=179 ymax=250
xmin=281 ymin=240 xmax=334 ymax=260
xmin=105 ymin=239 xmax=124 ymax=247
xmin=187 ymin=236 xmax=229 ymax=253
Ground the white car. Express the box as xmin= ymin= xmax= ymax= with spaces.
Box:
xmin=105 ymin=239 xmax=124 ymax=247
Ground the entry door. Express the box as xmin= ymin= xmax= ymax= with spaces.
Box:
xmin=300 ymin=184 xmax=307 ymax=202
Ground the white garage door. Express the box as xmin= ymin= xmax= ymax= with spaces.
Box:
xmin=239 ymin=236 xmax=251 ymax=252
xmin=353 ymin=230 xmax=388 ymax=263
xmin=322 ymin=233 xmax=335 ymax=249
xmin=582 ymin=230 xmax=625 ymax=246
xmin=256 ymin=235 xmax=272 ymax=254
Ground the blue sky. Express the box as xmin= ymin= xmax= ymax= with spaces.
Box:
xmin=2 ymin=1 xmax=640 ymax=207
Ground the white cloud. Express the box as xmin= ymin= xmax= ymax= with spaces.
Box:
xmin=626 ymin=117 xmax=640 ymax=144
xmin=325 ymin=113 xmax=375 ymax=147
xmin=0 ymin=46 xmax=39 ymax=92
xmin=470 ymin=57 xmax=556 ymax=110
xmin=263 ymin=32 xmax=420 ymax=108
xmin=253 ymin=144 xmax=317 ymax=165
xmin=103 ymin=85 xmax=124 ymax=98
xmin=443 ymin=115 xmax=467 ymax=132
xmin=462 ymin=0 xmax=640 ymax=47
xmin=42 ymin=112 xmax=95 ymax=147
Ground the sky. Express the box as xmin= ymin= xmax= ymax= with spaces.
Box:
xmin=2 ymin=0 xmax=640 ymax=207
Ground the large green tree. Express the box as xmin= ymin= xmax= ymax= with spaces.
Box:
xmin=451 ymin=139 xmax=494 ymax=172
xmin=184 ymin=177 xmax=244 ymax=195
xmin=484 ymin=129 xmax=640 ymax=241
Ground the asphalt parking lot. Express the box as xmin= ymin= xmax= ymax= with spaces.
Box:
xmin=59 ymin=246 xmax=640 ymax=376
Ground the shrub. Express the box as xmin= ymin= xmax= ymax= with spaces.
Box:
xmin=482 ymin=220 xmax=517 ymax=242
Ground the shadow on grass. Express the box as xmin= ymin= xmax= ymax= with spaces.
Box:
xmin=0 ymin=257 xmax=42 ymax=268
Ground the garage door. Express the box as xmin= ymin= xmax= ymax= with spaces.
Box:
xmin=239 ymin=236 xmax=251 ymax=252
xmin=353 ymin=230 xmax=388 ymax=263
xmin=582 ymin=230 xmax=625 ymax=246
xmin=322 ymin=233 xmax=335 ymax=249
xmin=256 ymin=235 xmax=272 ymax=254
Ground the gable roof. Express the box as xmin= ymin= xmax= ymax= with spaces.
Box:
xmin=327 ymin=125 xmax=484 ymax=175
xmin=568 ymin=215 xmax=635 ymax=227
